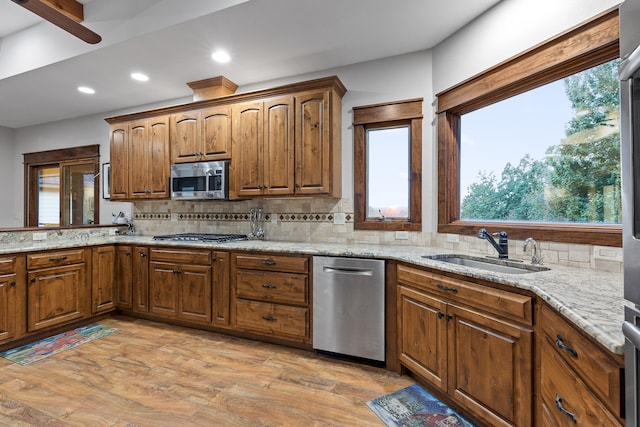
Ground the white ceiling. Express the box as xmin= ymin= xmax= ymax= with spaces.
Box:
xmin=0 ymin=0 xmax=501 ymax=129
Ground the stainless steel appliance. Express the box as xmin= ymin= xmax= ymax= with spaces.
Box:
xmin=152 ymin=233 xmax=246 ymax=243
xmin=171 ymin=161 xmax=229 ymax=200
xmin=621 ymin=2 xmax=640 ymax=424
xmin=312 ymin=256 xmax=385 ymax=362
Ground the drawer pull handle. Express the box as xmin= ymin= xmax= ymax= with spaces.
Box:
xmin=262 ymin=284 xmax=277 ymax=289
xmin=49 ymin=256 xmax=68 ymax=262
xmin=173 ymin=270 xmax=183 ymax=274
xmin=555 ymin=394 xmax=577 ymax=423
xmin=437 ymin=284 xmax=458 ymax=293
xmin=261 ymin=260 xmax=277 ymax=266
xmin=556 ymin=335 xmax=578 ymax=358
xmin=262 ymin=315 xmax=277 ymax=322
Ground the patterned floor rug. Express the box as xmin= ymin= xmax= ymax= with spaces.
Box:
xmin=0 ymin=323 xmax=119 ymax=366
xmin=367 ymin=384 xmax=476 ymax=427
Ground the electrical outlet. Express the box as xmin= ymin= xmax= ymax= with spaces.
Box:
xmin=593 ymin=245 xmax=622 ymax=262
xmin=395 ymin=231 xmax=409 ymax=240
xmin=32 ymin=232 xmax=47 ymax=241
xmin=447 ymin=234 xmax=459 ymax=243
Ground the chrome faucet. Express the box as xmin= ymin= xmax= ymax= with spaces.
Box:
xmin=477 ymin=228 xmax=509 ymax=259
xmin=524 ymin=237 xmax=543 ymax=265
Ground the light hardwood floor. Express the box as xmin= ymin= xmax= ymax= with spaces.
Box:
xmin=0 ymin=316 xmax=413 ymax=426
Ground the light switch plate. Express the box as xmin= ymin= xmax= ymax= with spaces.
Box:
xmin=32 ymin=232 xmax=47 ymax=241
xmin=593 ymin=245 xmax=622 ymax=262
xmin=333 ymin=212 xmax=346 ymax=225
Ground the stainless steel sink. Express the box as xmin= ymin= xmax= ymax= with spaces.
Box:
xmin=423 ymin=254 xmax=550 ymax=275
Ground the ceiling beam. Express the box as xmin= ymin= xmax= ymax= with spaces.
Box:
xmin=10 ymin=0 xmax=101 ymax=44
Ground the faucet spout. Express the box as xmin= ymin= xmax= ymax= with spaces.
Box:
xmin=477 ymin=228 xmax=509 ymax=259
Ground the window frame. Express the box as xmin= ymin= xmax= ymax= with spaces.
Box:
xmin=353 ymin=98 xmax=423 ymax=231
xmin=435 ymin=9 xmax=621 ymax=247
xmin=24 ymin=145 xmax=100 ymax=228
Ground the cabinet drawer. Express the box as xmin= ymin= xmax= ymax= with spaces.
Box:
xmin=236 ymin=270 xmax=308 ymax=305
xmin=397 ymin=264 xmax=533 ymax=324
xmin=540 ymin=304 xmax=623 ymax=417
xmin=540 ymin=339 xmax=622 ymax=426
xmin=235 ymin=299 xmax=308 ymax=340
xmin=27 ymin=249 xmax=85 ymax=270
xmin=150 ymin=248 xmax=211 ymax=265
xmin=235 ymin=254 xmax=308 ymax=273
xmin=0 ymin=256 xmax=17 ymax=275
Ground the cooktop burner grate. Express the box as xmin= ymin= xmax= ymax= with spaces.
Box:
xmin=152 ymin=233 xmax=247 ymax=242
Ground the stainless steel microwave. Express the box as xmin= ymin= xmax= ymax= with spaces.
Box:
xmin=170 ymin=161 xmax=229 ymax=200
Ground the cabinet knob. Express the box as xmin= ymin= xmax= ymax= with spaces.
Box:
xmin=10 ymin=281 xmax=16 ymax=287
xmin=124 ymin=251 xmax=131 ymax=256
xmin=140 ymin=252 xmax=147 ymax=257
xmin=30 ymin=278 xmax=36 ymax=283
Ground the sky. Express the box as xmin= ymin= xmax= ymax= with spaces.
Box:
xmin=460 ymin=79 xmax=575 ymax=199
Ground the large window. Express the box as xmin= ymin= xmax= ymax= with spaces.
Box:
xmin=353 ymin=98 xmax=423 ymax=231
xmin=436 ymin=10 xmax=620 ymax=246
xmin=25 ymin=145 xmax=100 ymax=227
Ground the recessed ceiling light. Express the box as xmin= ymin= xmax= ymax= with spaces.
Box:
xmin=77 ymin=86 xmax=95 ymax=94
xmin=131 ymin=72 xmax=149 ymax=82
xmin=211 ymin=50 xmax=231 ymax=63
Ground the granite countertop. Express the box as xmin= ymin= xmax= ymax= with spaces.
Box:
xmin=2 ymin=235 xmax=625 ymax=355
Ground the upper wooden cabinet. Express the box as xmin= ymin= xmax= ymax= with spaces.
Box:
xmin=171 ymin=106 xmax=233 ymax=163
xmin=106 ymin=76 xmax=345 ymax=200
xmin=109 ymin=115 xmax=170 ymax=201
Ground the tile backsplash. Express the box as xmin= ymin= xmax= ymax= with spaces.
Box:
xmin=131 ymin=198 xmax=622 ymax=273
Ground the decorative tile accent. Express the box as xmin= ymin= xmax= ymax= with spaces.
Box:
xmin=134 ymin=213 xmax=171 ymax=220
xmin=277 ymin=212 xmax=353 ymax=223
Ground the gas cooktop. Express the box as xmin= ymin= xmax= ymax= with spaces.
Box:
xmin=152 ymin=233 xmax=247 ymax=243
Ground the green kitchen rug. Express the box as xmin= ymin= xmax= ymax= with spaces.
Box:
xmin=0 ymin=323 xmax=119 ymax=365
xmin=367 ymin=384 xmax=476 ymax=427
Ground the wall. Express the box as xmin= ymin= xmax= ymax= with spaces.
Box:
xmin=0 ymin=126 xmax=16 ymax=226
xmin=432 ymin=0 xmax=622 ymax=94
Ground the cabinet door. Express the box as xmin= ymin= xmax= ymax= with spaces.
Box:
xmin=447 ymin=304 xmax=533 ymax=427
xmin=27 ymin=263 xmax=86 ymax=331
xmin=171 ymin=112 xmax=202 ymax=163
xmin=202 ymin=106 xmax=232 ymax=160
xmin=213 ymin=251 xmax=230 ymax=327
xmin=115 ymin=246 xmax=133 ymax=309
xmin=0 ymin=273 xmax=17 ymax=343
xmin=178 ymin=264 xmax=212 ymax=324
xmin=148 ymin=116 xmax=170 ymax=198
xmin=91 ymin=246 xmax=116 ymax=314
xmin=133 ymin=247 xmax=149 ymax=313
xmin=397 ymin=285 xmax=448 ymax=391
xmin=129 ymin=117 xmax=169 ymax=198
xmin=263 ymin=96 xmax=294 ymax=195
xmin=109 ymin=124 xmax=129 ymax=200
xmin=232 ymin=101 xmax=263 ymax=197
xmin=149 ymin=262 xmax=178 ymax=317
xmin=128 ymin=120 xmax=149 ymax=197
xmin=295 ymin=90 xmax=331 ymax=194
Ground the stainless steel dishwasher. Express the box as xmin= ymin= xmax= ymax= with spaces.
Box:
xmin=313 ymin=256 xmax=385 ymax=362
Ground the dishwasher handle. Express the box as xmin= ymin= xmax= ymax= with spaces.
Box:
xmin=322 ymin=266 xmax=373 ymax=276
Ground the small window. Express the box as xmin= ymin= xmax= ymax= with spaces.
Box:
xmin=24 ymin=145 xmax=100 ymax=227
xmin=353 ymin=99 xmax=422 ymax=231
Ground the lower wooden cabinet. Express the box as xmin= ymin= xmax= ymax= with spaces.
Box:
xmin=149 ymin=248 xmax=212 ymax=324
xmin=397 ymin=264 xmax=533 ymax=427
xmin=538 ymin=304 xmax=624 ymax=426
xmin=116 ymin=246 xmax=150 ymax=313
xmin=26 ymin=249 xmax=90 ymax=332
xmin=232 ymin=253 xmax=310 ymax=344
xmin=212 ymin=251 xmax=231 ymax=327
xmin=92 ymin=246 xmax=116 ymax=314
xmin=0 ymin=255 xmax=25 ymax=344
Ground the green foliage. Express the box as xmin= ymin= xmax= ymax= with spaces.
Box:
xmin=460 ymin=59 xmax=621 ymax=224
